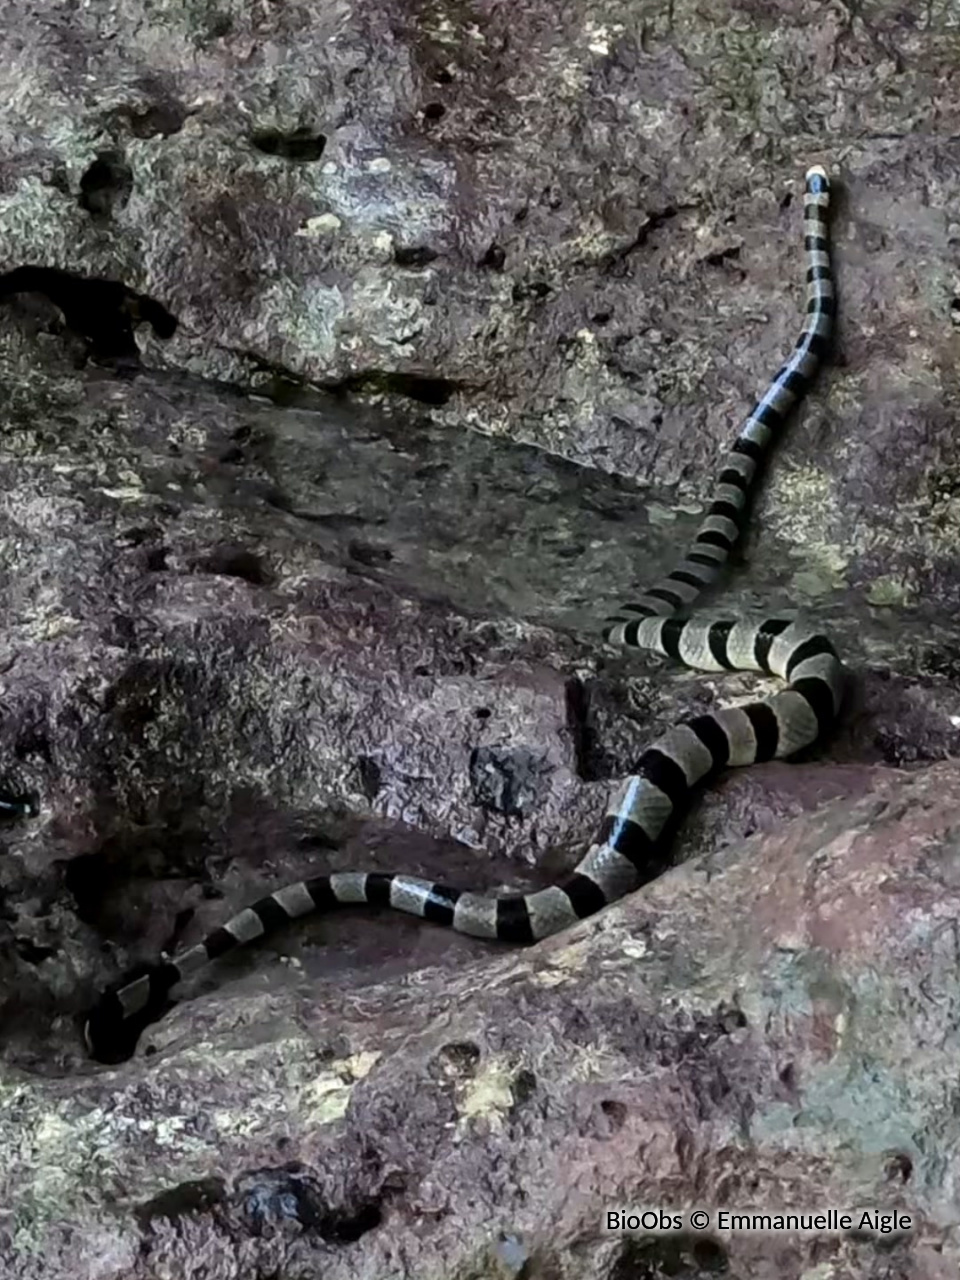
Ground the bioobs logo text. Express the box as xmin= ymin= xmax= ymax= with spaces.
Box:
xmin=607 ymin=1210 xmax=686 ymax=1233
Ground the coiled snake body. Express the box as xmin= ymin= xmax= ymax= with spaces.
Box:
xmin=85 ymin=166 xmax=839 ymax=1063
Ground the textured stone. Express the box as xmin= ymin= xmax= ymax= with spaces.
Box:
xmin=1 ymin=0 xmax=960 ymax=1278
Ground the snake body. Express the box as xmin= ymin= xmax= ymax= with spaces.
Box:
xmin=85 ymin=166 xmax=839 ymax=1063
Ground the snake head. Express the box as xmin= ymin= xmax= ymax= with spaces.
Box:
xmin=84 ymin=961 xmax=178 ymax=1064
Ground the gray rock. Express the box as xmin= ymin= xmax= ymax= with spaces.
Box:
xmin=1 ymin=0 xmax=959 ymax=1277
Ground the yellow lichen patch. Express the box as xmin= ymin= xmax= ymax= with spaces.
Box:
xmin=296 ymin=212 xmax=342 ymax=237
xmin=456 ymin=1061 xmax=515 ymax=1133
xmin=620 ymin=937 xmax=649 ymax=961
xmin=558 ymin=60 xmax=588 ymax=95
xmin=583 ymin=19 xmax=624 ymax=56
xmin=430 ymin=16 xmax=456 ymax=42
xmin=532 ymin=967 xmax=571 ymax=991
xmin=546 ymin=938 xmax=593 ymax=973
xmin=647 ymin=502 xmax=682 ymax=525
xmin=769 ymin=465 xmax=849 ymax=596
xmin=148 ymin=1113 xmax=192 ymax=1148
xmin=33 ymin=614 xmax=81 ymax=639
xmin=300 ymin=1075 xmax=352 ymax=1123
xmin=342 ymin=1049 xmax=380 ymax=1081
xmin=101 ymin=487 xmax=146 ymax=502
xmin=866 ymin=575 xmax=915 ymax=607
xmin=531 ymin=937 xmax=595 ymax=986
xmin=299 ymin=1051 xmax=382 ymax=1125
xmin=791 ymin=560 xmax=848 ymax=601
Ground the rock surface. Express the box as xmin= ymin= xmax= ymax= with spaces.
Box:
xmin=2 ymin=0 xmax=960 ymax=1277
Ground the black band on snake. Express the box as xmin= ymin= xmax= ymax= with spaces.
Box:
xmin=84 ymin=166 xmax=840 ymax=1063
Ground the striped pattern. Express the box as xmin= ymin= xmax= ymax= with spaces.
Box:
xmin=605 ymin=166 xmax=834 ymax=623
xmin=84 ymin=166 xmax=841 ymax=1064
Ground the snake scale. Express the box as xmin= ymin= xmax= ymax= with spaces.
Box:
xmin=85 ymin=165 xmax=840 ymax=1063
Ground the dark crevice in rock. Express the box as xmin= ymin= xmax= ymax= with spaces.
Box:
xmin=107 ymin=77 xmax=189 ymax=138
xmin=565 ymin=676 xmax=600 ymax=782
xmin=14 ymin=938 xmax=55 ymax=964
xmin=193 ymin=546 xmax=272 ymax=586
xmin=14 ymin=721 xmax=52 ymax=764
xmin=599 ymin=204 xmax=696 ymax=275
xmin=479 ymin=242 xmax=506 ymax=270
xmin=295 ymin=829 xmax=345 ymax=854
xmin=233 ymin=1165 xmax=383 ymax=1243
xmin=884 ymin=1152 xmax=913 ymax=1182
xmin=62 ymin=851 xmax=134 ymax=931
xmin=197 ymin=10 xmax=233 ymax=41
xmin=703 ymin=244 xmax=742 ymax=268
xmin=356 ymin=755 xmax=383 ymax=801
xmin=144 ymin=545 xmax=168 ymax=572
xmin=250 ymin=127 xmax=327 ymax=162
xmin=118 ymin=525 xmax=160 ymax=547
xmin=511 ymin=1068 xmax=537 ymax=1106
xmin=612 ymin=1232 xmax=730 ymax=1278
xmin=394 ymin=245 xmax=439 ymax=267
xmin=598 ymin=1098 xmax=628 ymax=1131
xmin=320 ymin=371 xmax=461 ymax=406
xmin=78 ymin=150 xmax=134 ymax=220
xmin=0 ymin=265 xmax=177 ymax=368
xmin=511 ymin=279 xmax=552 ymax=303
xmin=136 ymin=1177 xmax=227 ymax=1229
xmin=347 ymin=540 xmax=394 ymax=567
xmin=431 ymin=1041 xmax=481 ymax=1080
xmin=318 ymin=1200 xmax=384 ymax=1244
xmin=63 ymin=818 xmax=208 ymax=942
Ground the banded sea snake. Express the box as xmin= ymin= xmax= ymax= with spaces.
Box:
xmin=85 ymin=165 xmax=840 ymax=1063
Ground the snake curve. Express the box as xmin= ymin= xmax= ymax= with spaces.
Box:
xmin=84 ymin=165 xmax=840 ymax=1063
